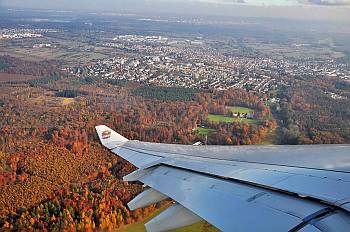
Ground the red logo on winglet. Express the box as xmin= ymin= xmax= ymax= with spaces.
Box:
xmin=102 ymin=130 xmax=111 ymax=139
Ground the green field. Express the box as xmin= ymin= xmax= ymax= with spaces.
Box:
xmin=207 ymin=106 xmax=259 ymax=124
xmin=229 ymin=106 xmax=254 ymax=114
xmin=119 ymin=205 xmax=219 ymax=232
xmin=208 ymin=114 xmax=259 ymax=124
xmin=195 ymin=127 xmax=216 ymax=136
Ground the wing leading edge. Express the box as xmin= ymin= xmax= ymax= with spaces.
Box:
xmin=96 ymin=125 xmax=350 ymax=232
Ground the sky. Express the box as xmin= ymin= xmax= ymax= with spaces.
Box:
xmin=1 ymin=0 xmax=350 ymax=22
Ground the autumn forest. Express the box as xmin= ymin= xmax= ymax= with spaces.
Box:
xmin=0 ymin=54 xmax=349 ymax=231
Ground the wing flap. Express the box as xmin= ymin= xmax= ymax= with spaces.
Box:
xmin=133 ymin=165 xmax=345 ymax=231
xmin=127 ymin=188 xmax=168 ymax=210
xmin=145 ymin=203 xmax=202 ymax=232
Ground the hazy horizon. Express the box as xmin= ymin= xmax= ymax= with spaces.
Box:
xmin=1 ymin=0 xmax=350 ymax=22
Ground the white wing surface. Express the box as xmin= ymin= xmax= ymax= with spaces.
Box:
xmin=96 ymin=125 xmax=350 ymax=232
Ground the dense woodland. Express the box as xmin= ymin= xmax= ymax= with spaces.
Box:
xmin=0 ymin=55 xmax=349 ymax=231
xmin=0 ymin=56 xmax=57 ymax=77
xmin=273 ymin=76 xmax=350 ymax=144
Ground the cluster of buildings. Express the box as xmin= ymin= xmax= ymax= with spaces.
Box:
xmin=112 ymin=35 xmax=169 ymax=44
xmin=274 ymin=59 xmax=350 ymax=81
xmin=325 ymin=91 xmax=348 ymax=100
xmin=33 ymin=43 xmax=53 ymax=49
xmin=231 ymin=112 xmax=254 ymax=119
xmin=65 ymin=34 xmax=350 ymax=95
xmin=66 ymin=54 xmax=279 ymax=92
xmin=0 ymin=28 xmax=58 ymax=40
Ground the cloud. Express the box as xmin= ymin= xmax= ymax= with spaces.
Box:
xmin=218 ymin=0 xmax=246 ymax=3
xmin=187 ymin=0 xmax=350 ymax=6
xmin=299 ymin=0 xmax=350 ymax=5
xmin=187 ymin=0 xmax=247 ymax=4
xmin=4 ymin=0 xmax=350 ymax=9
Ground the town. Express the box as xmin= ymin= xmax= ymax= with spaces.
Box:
xmin=65 ymin=34 xmax=350 ymax=94
xmin=0 ymin=28 xmax=58 ymax=40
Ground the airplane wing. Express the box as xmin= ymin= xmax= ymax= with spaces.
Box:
xmin=96 ymin=125 xmax=350 ymax=232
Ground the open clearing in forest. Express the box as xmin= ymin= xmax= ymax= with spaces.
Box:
xmin=61 ymin=98 xmax=75 ymax=105
xmin=208 ymin=106 xmax=259 ymax=124
xmin=228 ymin=106 xmax=254 ymax=114
xmin=207 ymin=114 xmax=259 ymax=125
xmin=195 ymin=126 xmax=216 ymax=136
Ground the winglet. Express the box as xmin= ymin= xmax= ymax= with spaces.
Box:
xmin=95 ymin=125 xmax=128 ymax=149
